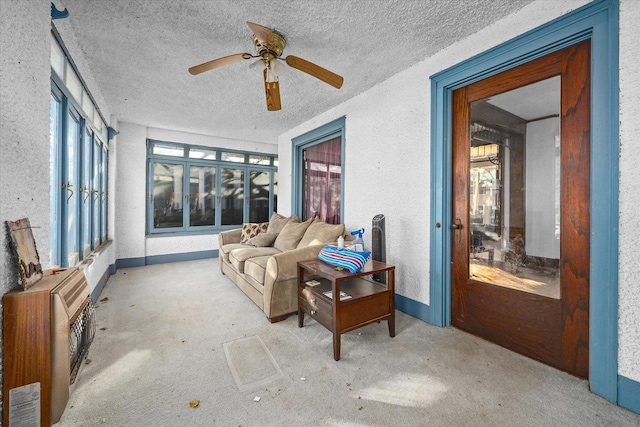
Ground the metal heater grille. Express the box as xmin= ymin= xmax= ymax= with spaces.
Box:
xmin=70 ymin=301 xmax=96 ymax=384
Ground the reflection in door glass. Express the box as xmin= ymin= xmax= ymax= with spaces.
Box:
xmin=221 ymin=168 xmax=244 ymax=225
xmin=189 ymin=166 xmax=216 ymax=226
xmin=153 ymin=162 xmax=184 ymax=229
xmin=469 ymin=76 xmax=560 ymax=299
xmin=249 ymin=170 xmax=270 ymax=222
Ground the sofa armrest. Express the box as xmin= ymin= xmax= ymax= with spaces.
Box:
xmin=218 ymin=228 xmax=242 ymax=247
xmin=262 ymin=245 xmax=326 ymax=319
xmin=266 ymin=244 xmax=325 ymax=283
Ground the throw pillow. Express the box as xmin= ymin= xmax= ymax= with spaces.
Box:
xmin=297 ymin=221 xmax=345 ymax=248
xmin=247 ymin=232 xmax=278 ymax=247
xmin=273 ymin=218 xmax=313 ymax=251
xmin=266 ymin=212 xmax=300 ymax=234
xmin=240 ymin=222 xmax=269 ymax=244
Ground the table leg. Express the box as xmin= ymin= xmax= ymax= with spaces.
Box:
xmin=388 ymin=268 xmax=396 ymax=337
xmin=298 ymin=308 xmax=304 ymax=327
xmin=333 ymin=332 xmax=341 ymax=361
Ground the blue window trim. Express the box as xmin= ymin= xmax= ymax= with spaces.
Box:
xmin=291 ymin=116 xmax=346 ymax=220
xmin=429 ymin=0 xmax=619 ymax=402
xmin=146 ymin=139 xmax=278 ymax=235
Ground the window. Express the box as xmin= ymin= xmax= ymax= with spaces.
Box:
xmin=292 ymin=117 xmax=345 ymax=224
xmin=147 ymin=140 xmax=278 ymax=234
xmin=50 ymin=30 xmax=108 ymax=267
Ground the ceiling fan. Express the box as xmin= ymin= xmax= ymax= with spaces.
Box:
xmin=188 ymin=21 xmax=344 ymax=111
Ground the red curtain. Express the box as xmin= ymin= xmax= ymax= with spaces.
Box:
xmin=303 ymin=137 xmax=341 ymax=224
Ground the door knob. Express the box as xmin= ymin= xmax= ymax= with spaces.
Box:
xmin=451 ymin=218 xmax=463 ymax=229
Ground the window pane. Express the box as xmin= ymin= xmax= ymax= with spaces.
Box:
xmin=189 ymin=148 xmax=217 ymax=160
xmin=64 ymin=112 xmax=81 ymax=266
xmin=101 ymin=145 xmax=108 ymax=241
xmin=92 ymin=140 xmax=101 ymax=247
xmin=189 ymin=165 xmax=216 ymax=227
xmin=81 ymin=128 xmax=92 ymax=258
xmin=82 ymin=89 xmax=94 ymax=123
xmin=153 ymin=162 xmax=184 ymax=228
xmin=273 ymin=172 xmax=278 ymax=214
xmin=152 ymin=143 xmax=184 ymax=157
xmin=64 ymin=64 xmax=83 ymax=105
xmin=302 ymin=137 xmax=342 ymax=224
xmin=51 ymin=35 xmax=65 ymax=79
xmin=221 ymin=168 xmax=244 ymax=225
xmin=249 ymin=170 xmax=270 ymax=222
xmin=221 ymin=151 xmax=245 ymax=163
xmin=249 ymin=155 xmax=271 ymax=165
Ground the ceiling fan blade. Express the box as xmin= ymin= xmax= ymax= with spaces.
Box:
xmin=285 ymin=55 xmax=344 ymax=89
xmin=188 ymin=53 xmax=252 ymax=75
xmin=264 ymin=69 xmax=281 ymax=111
xmin=246 ymin=21 xmax=276 ymax=49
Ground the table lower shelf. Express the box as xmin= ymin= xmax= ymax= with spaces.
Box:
xmin=298 ymin=275 xmax=395 ymax=360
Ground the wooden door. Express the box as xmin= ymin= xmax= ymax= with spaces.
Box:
xmin=451 ymin=41 xmax=590 ymax=378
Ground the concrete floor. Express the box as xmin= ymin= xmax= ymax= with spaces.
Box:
xmin=57 ymin=259 xmax=640 ymax=426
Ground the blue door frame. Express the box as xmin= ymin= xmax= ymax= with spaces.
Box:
xmin=429 ymin=0 xmax=621 ymax=404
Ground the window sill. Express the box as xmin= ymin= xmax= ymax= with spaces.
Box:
xmin=77 ymin=240 xmax=112 ymax=270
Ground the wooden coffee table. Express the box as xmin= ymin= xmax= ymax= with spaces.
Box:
xmin=297 ymin=259 xmax=395 ymax=360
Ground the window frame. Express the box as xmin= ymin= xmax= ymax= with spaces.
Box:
xmin=291 ymin=117 xmax=346 ymax=222
xmin=146 ymin=139 xmax=278 ymax=235
xmin=50 ymin=28 xmax=109 ymax=267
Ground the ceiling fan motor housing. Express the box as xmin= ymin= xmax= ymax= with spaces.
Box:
xmin=253 ymin=30 xmax=286 ymax=59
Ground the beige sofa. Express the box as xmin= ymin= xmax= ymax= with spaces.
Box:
xmin=218 ymin=213 xmax=345 ymax=323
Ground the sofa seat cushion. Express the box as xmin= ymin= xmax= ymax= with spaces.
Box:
xmin=244 ymin=255 xmax=271 ymax=285
xmin=229 ymin=247 xmax=281 ymax=273
xmin=220 ymin=243 xmax=249 ymax=263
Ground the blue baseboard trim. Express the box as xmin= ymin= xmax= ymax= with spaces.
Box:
xmin=91 ymin=268 xmax=110 ymax=303
xmin=618 ymin=375 xmax=640 ymax=414
xmin=116 ymin=257 xmax=145 ymax=269
xmin=109 ymin=263 xmax=117 ymax=275
xmin=395 ymin=294 xmax=432 ymax=325
xmin=145 ymin=250 xmax=217 ymax=265
xmin=115 ymin=250 xmax=218 ymax=270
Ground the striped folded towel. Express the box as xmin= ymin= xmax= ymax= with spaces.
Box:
xmin=318 ymin=245 xmax=371 ymax=273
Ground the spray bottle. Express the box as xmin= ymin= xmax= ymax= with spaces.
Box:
xmin=350 ymin=228 xmax=365 ymax=252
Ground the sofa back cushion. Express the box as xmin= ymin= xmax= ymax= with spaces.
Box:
xmin=297 ymin=221 xmax=345 ymax=248
xmin=273 ymin=218 xmax=313 ymax=251
xmin=247 ymin=232 xmax=278 ymax=247
xmin=266 ymin=212 xmax=300 ymax=234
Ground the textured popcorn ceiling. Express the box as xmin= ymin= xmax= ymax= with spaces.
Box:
xmin=56 ymin=0 xmax=535 ymax=144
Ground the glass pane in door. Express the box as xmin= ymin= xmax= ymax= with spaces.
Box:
xmin=249 ymin=170 xmax=270 ymax=223
xmin=189 ymin=165 xmax=216 ymax=226
xmin=92 ymin=139 xmax=101 ymax=248
xmin=81 ymin=128 xmax=92 ymax=258
xmin=153 ymin=162 xmax=184 ymax=229
xmin=221 ymin=167 xmax=244 ymax=225
xmin=64 ymin=111 xmax=81 ymax=266
xmin=468 ymin=76 xmax=560 ymax=299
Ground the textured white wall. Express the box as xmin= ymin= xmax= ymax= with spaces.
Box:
xmin=114 ymin=123 xmax=277 ymax=260
xmin=114 ymin=122 xmax=148 ymax=260
xmin=0 ymin=0 xmax=117 ymax=413
xmin=279 ymin=0 xmax=591 ymax=305
xmin=618 ymin=0 xmax=640 ymax=383
xmin=0 ymin=0 xmax=51 ymax=414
